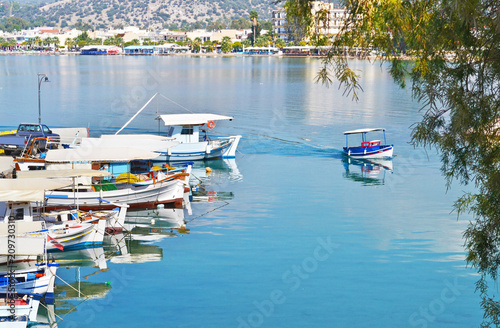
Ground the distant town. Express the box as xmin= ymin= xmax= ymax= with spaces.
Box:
xmin=0 ymin=1 xmax=350 ymax=56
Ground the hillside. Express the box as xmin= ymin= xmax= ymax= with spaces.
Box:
xmin=6 ymin=0 xmax=275 ymax=30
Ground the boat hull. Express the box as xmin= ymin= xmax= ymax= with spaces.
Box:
xmin=43 ymin=179 xmax=185 ymax=210
xmin=0 ymin=264 xmax=57 ymax=303
xmin=154 ymin=136 xmax=241 ymax=162
xmin=343 ymin=145 xmax=394 ymax=159
xmin=45 ymin=220 xmax=105 ymax=251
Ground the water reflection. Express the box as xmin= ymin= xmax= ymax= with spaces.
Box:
xmin=342 ymin=157 xmax=394 ymax=186
xmin=189 ymin=158 xmax=242 ymax=183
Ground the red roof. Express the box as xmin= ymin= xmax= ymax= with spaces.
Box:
xmin=40 ymin=29 xmax=60 ymax=34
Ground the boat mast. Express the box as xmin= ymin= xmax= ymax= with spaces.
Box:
xmin=115 ymin=93 xmax=159 ymax=135
xmin=155 ymin=95 xmax=161 ymax=136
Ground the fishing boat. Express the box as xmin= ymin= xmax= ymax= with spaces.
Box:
xmin=0 ymin=292 xmax=40 ymax=324
xmin=43 ymin=220 xmax=106 ymax=251
xmin=0 ymin=184 xmax=109 ymax=252
xmin=114 ymin=93 xmax=242 ymax=162
xmin=16 ymin=148 xmax=190 ymax=210
xmin=0 ymin=232 xmax=50 ymax=323
xmin=0 ymin=264 xmax=58 ymax=299
xmin=153 ymin=114 xmax=242 ymax=161
xmin=343 ymin=128 xmax=394 ymax=158
xmin=1 ymin=206 xmax=106 ymax=251
xmin=42 ymin=173 xmax=187 ymax=211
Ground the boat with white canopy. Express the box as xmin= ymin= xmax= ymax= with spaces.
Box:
xmin=0 ymin=183 xmax=107 ymax=251
xmin=155 ymin=113 xmax=241 ymax=161
xmin=114 ymin=93 xmax=241 ymax=162
xmin=19 ymin=147 xmax=189 ymax=210
xmin=343 ymin=128 xmax=394 ymax=159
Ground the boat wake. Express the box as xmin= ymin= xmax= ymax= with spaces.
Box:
xmin=240 ymin=133 xmax=344 ymax=159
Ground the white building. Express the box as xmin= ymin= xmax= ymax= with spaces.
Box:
xmin=186 ymin=30 xmax=212 ymax=43
xmin=272 ymin=1 xmax=347 ymax=42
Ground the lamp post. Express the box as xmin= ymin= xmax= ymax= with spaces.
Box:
xmin=37 ymin=73 xmax=49 ymax=124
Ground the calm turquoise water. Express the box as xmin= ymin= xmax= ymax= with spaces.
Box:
xmin=0 ymin=55 xmax=482 ymax=327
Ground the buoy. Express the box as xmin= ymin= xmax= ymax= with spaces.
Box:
xmin=151 ymin=219 xmax=156 ymax=225
xmin=206 ymin=167 xmax=212 ymax=175
xmin=207 ymin=120 xmax=215 ymax=129
xmin=105 ymin=282 xmax=111 ymax=286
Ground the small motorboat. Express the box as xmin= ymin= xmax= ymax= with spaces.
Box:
xmin=343 ymin=128 xmax=394 ymax=158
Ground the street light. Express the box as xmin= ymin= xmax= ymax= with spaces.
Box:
xmin=37 ymin=73 xmax=49 ymax=124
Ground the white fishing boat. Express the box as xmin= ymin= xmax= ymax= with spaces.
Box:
xmin=152 ymin=114 xmax=242 ymax=161
xmin=0 ymin=264 xmax=58 ymax=300
xmin=0 ymin=182 xmax=108 ymax=252
xmin=0 ymin=292 xmax=40 ymax=325
xmin=1 ymin=205 xmax=106 ymax=252
xmin=44 ymin=220 xmax=106 ymax=251
xmin=43 ymin=178 xmax=186 ymax=211
xmin=0 ymin=233 xmax=46 ymax=324
xmin=114 ymin=93 xmax=242 ymax=162
xmin=17 ymin=149 xmax=190 ymax=210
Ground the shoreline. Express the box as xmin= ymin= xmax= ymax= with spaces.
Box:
xmin=0 ymin=51 xmax=389 ymax=60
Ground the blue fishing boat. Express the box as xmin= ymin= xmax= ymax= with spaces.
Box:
xmin=343 ymin=128 xmax=394 ymax=158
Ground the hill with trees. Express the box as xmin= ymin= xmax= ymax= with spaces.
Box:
xmin=0 ymin=0 xmax=274 ymax=30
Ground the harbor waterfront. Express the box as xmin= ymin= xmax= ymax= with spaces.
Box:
xmin=0 ymin=55 xmax=483 ymax=327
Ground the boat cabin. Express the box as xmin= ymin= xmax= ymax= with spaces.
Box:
xmin=166 ymin=125 xmax=201 ymax=144
xmin=2 ymin=201 xmax=78 ymax=223
xmin=160 ymin=113 xmax=234 ymax=144
xmin=2 ymin=202 xmax=35 ymax=222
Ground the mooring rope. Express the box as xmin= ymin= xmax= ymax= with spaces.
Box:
xmin=184 ymin=200 xmax=230 ymax=224
xmin=55 ymin=274 xmax=88 ymax=298
xmin=38 ymin=301 xmax=64 ymax=322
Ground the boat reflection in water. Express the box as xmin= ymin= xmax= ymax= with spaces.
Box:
xmin=122 ymin=206 xmax=190 ymax=251
xmin=342 ymin=157 xmax=394 ymax=186
xmin=187 ymin=158 xmax=242 ymax=184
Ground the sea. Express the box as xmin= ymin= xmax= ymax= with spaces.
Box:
xmin=0 ymin=55 xmax=483 ymax=327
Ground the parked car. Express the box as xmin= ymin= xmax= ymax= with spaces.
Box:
xmin=0 ymin=123 xmax=60 ymax=156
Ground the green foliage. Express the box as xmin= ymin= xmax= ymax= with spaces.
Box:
xmin=275 ymin=38 xmax=285 ymax=48
xmin=232 ymin=40 xmax=242 ymax=51
xmin=206 ymin=19 xmax=225 ymax=31
xmin=254 ymin=35 xmax=272 ymax=47
xmin=230 ymin=17 xmax=251 ymax=29
xmin=259 ymin=20 xmax=272 ymax=32
xmin=220 ymin=36 xmax=232 ymax=53
xmin=282 ymin=0 xmax=313 ymax=41
xmin=309 ymin=34 xmax=328 ymax=47
xmin=203 ymin=39 xmax=213 ymax=52
xmin=3 ymin=16 xmax=28 ymax=31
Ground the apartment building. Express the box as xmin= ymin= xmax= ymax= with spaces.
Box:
xmin=272 ymin=1 xmax=347 ymax=42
